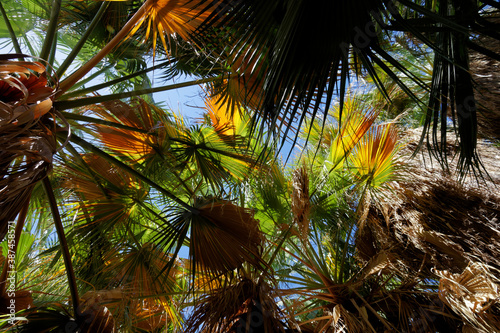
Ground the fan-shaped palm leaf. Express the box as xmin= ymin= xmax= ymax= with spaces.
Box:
xmin=349 ymin=123 xmax=399 ymax=188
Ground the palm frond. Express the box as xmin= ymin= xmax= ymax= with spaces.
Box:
xmin=126 ymin=0 xmax=216 ymax=58
xmin=349 ymin=123 xmax=400 ymax=189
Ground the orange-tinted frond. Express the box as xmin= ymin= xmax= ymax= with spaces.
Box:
xmin=127 ymin=0 xmax=215 ymax=57
xmin=63 ymin=154 xmax=148 ymax=224
xmin=205 ymin=94 xmax=242 ymax=137
xmin=328 ymin=104 xmax=378 ymax=169
xmin=91 ymin=98 xmax=174 ymax=163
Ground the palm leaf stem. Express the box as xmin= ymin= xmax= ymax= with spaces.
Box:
xmin=56 ymin=1 xmax=111 ymax=78
xmin=39 ymin=0 xmax=62 ymax=61
xmin=68 ymin=133 xmax=198 ymax=213
xmin=61 ymin=112 xmax=150 ymax=134
xmin=42 ymin=177 xmax=81 ymax=317
xmin=65 ymin=64 xmax=114 ymax=93
xmin=47 ymin=31 xmax=58 ymax=72
xmin=0 ymin=200 xmax=29 ymax=296
xmin=57 ymin=0 xmax=153 ymax=95
xmin=55 ymin=76 xmax=219 ymax=110
xmin=0 ymin=1 xmax=22 ymax=55
xmin=60 ymin=60 xmax=171 ymax=99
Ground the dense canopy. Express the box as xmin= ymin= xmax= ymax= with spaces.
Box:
xmin=0 ymin=0 xmax=499 ymax=332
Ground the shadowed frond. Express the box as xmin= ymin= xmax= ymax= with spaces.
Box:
xmin=90 ymin=242 xmax=183 ymax=331
xmin=62 ymin=154 xmax=148 ymax=228
xmin=190 ymin=197 xmax=263 ymax=275
xmin=187 ymin=270 xmax=287 ymax=333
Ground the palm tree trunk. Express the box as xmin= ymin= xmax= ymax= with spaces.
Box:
xmin=42 ymin=177 xmax=81 ymax=317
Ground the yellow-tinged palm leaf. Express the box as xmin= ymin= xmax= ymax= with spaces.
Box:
xmin=328 ymin=101 xmax=378 ymax=170
xmin=127 ymin=0 xmax=215 ymax=57
xmin=205 ymin=94 xmax=243 ymax=138
xmin=349 ymin=123 xmax=399 ymax=188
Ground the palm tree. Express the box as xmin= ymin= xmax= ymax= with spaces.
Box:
xmin=1 ymin=0 xmax=499 ymax=332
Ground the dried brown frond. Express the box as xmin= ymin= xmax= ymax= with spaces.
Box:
xmin=355 ymin=134 xmax=500 ymax=331
xmin=291 ymin=165 xmax=310 ymax=240
xmin=0 ymin=289 xmax=33 ymax=315
xmin=0 ymin=57 xmax=58 ymax=239
xmin=191 ymin=198 xmax=263 ymax=275
xmin=358 ymin=174 xmax=500 ymax=275
xmin=78 ymin=300 xmax=115 ymax=333
xmin=434 ymin=262 xmax=500 ymax=332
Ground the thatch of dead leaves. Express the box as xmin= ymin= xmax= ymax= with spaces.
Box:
xmin=356 ymin=127 xmax=500 ymax=332
xmin=0 ymin=57 xmax=58 ymax=240
xmin=469 ymin=14 xmax=500 ymax=140
xmin=358 ymin=175 xmax=500 ymax=273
